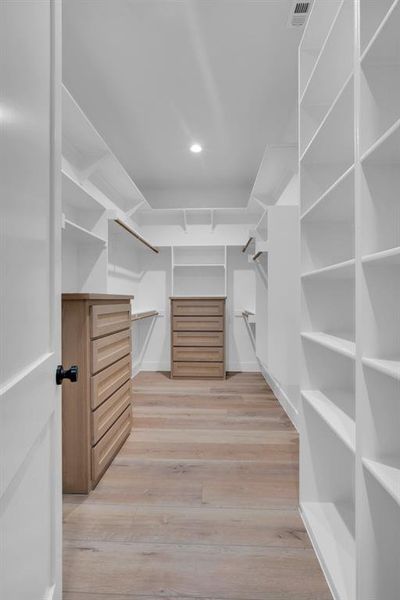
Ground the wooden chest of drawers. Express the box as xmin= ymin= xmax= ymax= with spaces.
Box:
xmin=170 ymin=297 xmax=226 ymax=379
xmin=62 ymin=294 xmax=133 ymax=494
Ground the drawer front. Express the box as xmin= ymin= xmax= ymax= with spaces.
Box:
xmin=92 ymin=380 xmax=131 ymax=445
xmin=172 ymin=331 xmax=224 ymax=347
xmin=90 ymin=303 xmax=131 ymax=339
xmin=173 ymin=347 xmax=224 ymax=362
xmin=91 ymin=355 xmax=131 ymax=410
xmin=172 ymin=361 xmax=224 ymax=378
xmin=92 ymin=405 xmax=131 ymax=485
xmin=172 ymin=316 xmax=224 ymax=332
xmin=172 ymin=299 xmax=224 ymax=317
xmin=91 ymin=329 xmax=131 ymax=374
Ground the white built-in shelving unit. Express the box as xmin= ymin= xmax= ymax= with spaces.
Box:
xmin=299 ymin=1 xmax=356 ymax=598
xmin=299 ymin=1 xmax=400 ymax=598
xmin=171 ymin=245 xmax=227 ymax=296
xmin=61 ymin=85 xmax=158 ymax=294
xmin=357 ymin=1 xmax=400 ymax=599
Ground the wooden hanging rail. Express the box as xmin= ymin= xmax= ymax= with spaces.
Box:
xmin=252 ymin=251 xmax=264 ymax=261
xmin=131 ymin=310 xmax=159 ymax=322
xmin=114 ymin=218 xmax=159 ymax=254
xmin=242 ymin=237 xmax=254 ymax=253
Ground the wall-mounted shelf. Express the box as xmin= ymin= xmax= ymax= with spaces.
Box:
xmin=171 ymin=246 xmax=227 ymax=296
xmin=362 ymin=356 xmax=400 ymax=381
xmin=302 ymin=390 xmax=355 ymax=453
xmin=363 ymin=458 xmax=400 ymax=508
xmin=301 ymin=332 xmax=356 ymax=360
xmin=62 ymin=217 xmax=107 ymax=246
xmin=62 ymin=85 xmax=149 ymax=213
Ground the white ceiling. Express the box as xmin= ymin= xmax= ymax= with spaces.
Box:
xmin=63 ymin=0 xmax=302 ymax=209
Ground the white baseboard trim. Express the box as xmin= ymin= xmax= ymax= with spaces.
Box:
xmin=299 ymin=504 xmax=339 ymax=600
xmin=227 ymin=361 xmax=259 ymax=372
xmin=257 ymin=357 xmax=299 ymax=431
xmin=133 ymin=360 xmax=260 ymax=374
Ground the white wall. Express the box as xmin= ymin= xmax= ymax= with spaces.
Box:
xmin=266 ymin=205 xmax=300 ymax=426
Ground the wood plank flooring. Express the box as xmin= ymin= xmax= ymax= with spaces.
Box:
xmin=63 ymin=371 xmax=332 ymax=600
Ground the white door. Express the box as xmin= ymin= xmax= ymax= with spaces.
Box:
xmin=0 ymin=2 xmax=62 ymax=599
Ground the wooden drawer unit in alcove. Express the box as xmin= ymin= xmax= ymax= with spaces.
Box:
xmin=170 ymin=297 xmax=226 ymax=379
xmin=62 ymin=293 xmax=133 ymax=493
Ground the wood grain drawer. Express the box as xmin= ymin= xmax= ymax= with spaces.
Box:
xmin=91 ymin=355 xmax=131 ymax=410
xmin=172 ymin=331 xmax=224 ymax=347
xmin=173 ymin=347 xmax=224 ymax=362
xmin=92 ymin=405 xmax=131 ymax=485
xmin=172 ymin=316 xmax=224 ymax=332
xmin=172 ymin=361 xmax=224 ymax=378
xmin=91 ymin=329 xmax=131 ymax=374
xmin=172 ymin=299 xmax=224 ymax=317
xmin=92 ymin=380 xmax=131 ymax=445
xmin=90 ymin=303 xmax=131 ymax=339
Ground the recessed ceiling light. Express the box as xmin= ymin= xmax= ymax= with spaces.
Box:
xmin=190 ymin=143 xmax=202 ymax=153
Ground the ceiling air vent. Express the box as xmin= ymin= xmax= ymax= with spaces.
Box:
xmin=288 ymin=1 xmax=312 ymax=28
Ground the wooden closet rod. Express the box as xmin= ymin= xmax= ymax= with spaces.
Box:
xmin=114 ymin=218 xmax=159 ymax=254
xmin=242 ymin=237 xmax=253 ymax=253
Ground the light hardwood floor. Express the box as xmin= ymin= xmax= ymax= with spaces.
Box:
xmin=63 ymin=371 xmax=332 ymax=600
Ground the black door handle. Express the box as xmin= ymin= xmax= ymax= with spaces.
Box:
xmin=56 ymin=365 xmax=78 ymax=385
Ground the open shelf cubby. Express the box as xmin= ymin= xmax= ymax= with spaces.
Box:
xmin=301 ymin=164 xmax=354 ymax=273
xmin=171 ymin=246 xmax=227 ymax=297
xmin=302 ymin=336 xmax=355 ymax=439
xmin=62 ymin=85 xmax=147 ymax=213
xmin=300 ymin=0 xmax=354 ymax=156
xmin=360 ymin=118 xmax=400 ymax=256
xmin=300 ymin=78 xmax=354 ymax=214
xmin=358 ymin=463 xmax=400 ymax=600
xmin=302 ymin=275 xmax=355 ymax=349
xmin=361 ymin=261 xmax=400 ymax=374
xmin=360 ymin=0 xmax=400 ymax=156
xmin=360 ymin=0 xmax=398 ymax=55
xmin=299 ymin=0 xmax=342 ymax=100
xmin=301 ymin=399 xmax=355 ymax=600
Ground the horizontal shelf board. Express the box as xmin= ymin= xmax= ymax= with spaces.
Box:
xmin=362 ymin=356 xmax=400 ymax=380
xmin=362 ymin=246 xmax=400 ymax=266
xmin=302 ymin=259 xmax=355 ymax=280
xmin=62 ymin=218 xmax=107 ymax=246
xmin=361 ymin=116 xmax=400 ymax=165
xmin=360 ymin=0 xmax=400 ymax=64
xmin=62 ymin=170 xmax=105 ymax=212
xmin=300 ymin=164 xmax=355 ymax=221
xmin=363 ymin=457 xmax=400 ymax=507
xmin=301 ymin=332 xmax=356 ymax=359
xmin=302 ymin=390 xmax=355 ymax=452
xmin=301 ymin=501 xmax=355 ymax=600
